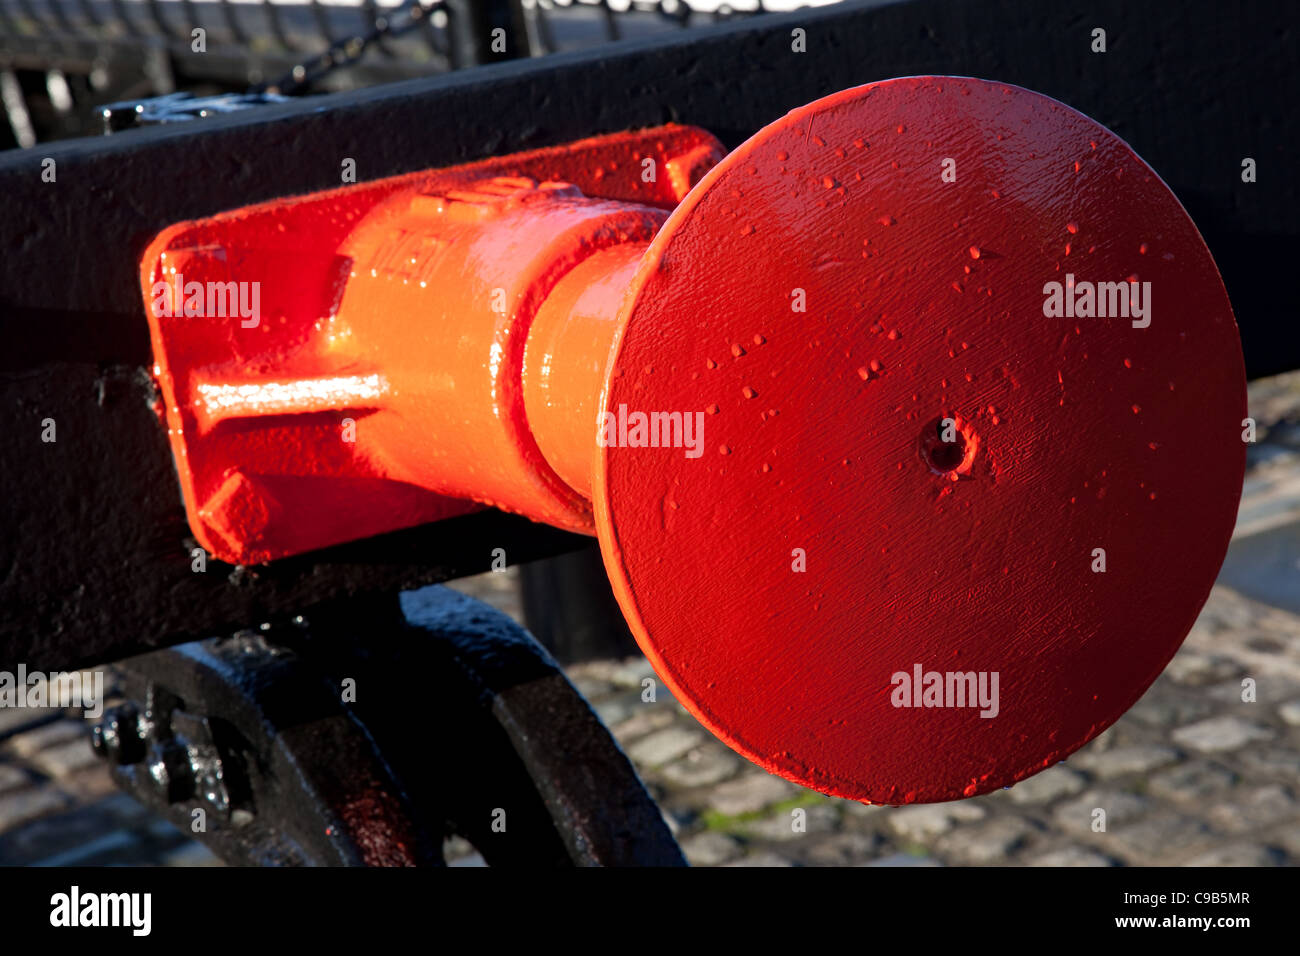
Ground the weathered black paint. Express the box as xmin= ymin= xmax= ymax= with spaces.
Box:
xmin=103 ymin=585 xmax=685 ymax=866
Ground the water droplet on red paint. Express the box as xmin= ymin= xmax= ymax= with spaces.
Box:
xmin=776 ymin=150 xmax=788 ymax=161
xmin=896 ymin=124 xmax=906 ymax=133
xmin=761 ymin=463 xmax=771 ymax=473
xmin=1132 ymin=404 xmax=1141 ymax=414
xmin=1139 ymin=243 xmax=1148 ymax=254
xmin=740 ymin=224 xmax=755 ymax=236
xmin=857 ymin=366 xmax=873 ymax=381
xmin=742 ymin=386 xmax=757 ymax=399
xmin=705 ymin=358 xmax=717 ymax=369
xmin=878 ymin=215 xmax=895 ymax=226
xmin=731 ymin=343 xmax=746 ymax=357
xmin=719 ymin=445 xmax=731 ymax=455
xmin=753 ymin=334 xmax=766 ymax=345
xmin=1066 ymin=221 xmax=1079 ymax=234
xmin=1123 ymin=358 xmax=1132 ymax=368
xmin=706 ymin=404 xmax=720 ymax=415
xmin=969 ymin=246 xmax=981 ymax=259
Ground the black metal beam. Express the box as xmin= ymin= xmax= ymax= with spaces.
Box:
xmin=1 ymin=0 xmax=1295 ymax=673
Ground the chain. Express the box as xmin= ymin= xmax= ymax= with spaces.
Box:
xmin=256 ymin=0 xmax=449 ymax=95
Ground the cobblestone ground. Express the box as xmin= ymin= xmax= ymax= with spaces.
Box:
xmin=3 ymin=372 xmax=1299 ymax=866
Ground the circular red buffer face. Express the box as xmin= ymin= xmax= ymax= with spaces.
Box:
xmin=594 ymin=77 xmax=1246 ymax=804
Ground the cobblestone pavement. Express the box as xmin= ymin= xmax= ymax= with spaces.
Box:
xmin=3 ymin=371 xmax=1299 ymax=866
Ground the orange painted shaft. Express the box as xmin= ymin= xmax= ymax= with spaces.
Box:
xmin=331 ymin=180 xmax=666 ymax=534
xmin=523 ymin=243 xmax=648 ymax=499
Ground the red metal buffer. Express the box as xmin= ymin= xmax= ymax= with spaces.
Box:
xmin=140 ymin=78 xmax=1246 ymax=804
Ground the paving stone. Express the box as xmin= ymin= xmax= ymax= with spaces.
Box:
xmin=1269 ymin=420 xmax=1300 ymax=449
xmin=708 ymin=773 xmax=800 ymax=817
xmin=1081 ymin=726 xmax=1121 ymax=754
xmin=0 ymin=788 xmax=68 ymax=833
xmin=1279 ymin=700 xmax=1300 ymax=725
xmin=844 ymin=800 xmax=885 ymax=818
xmin=0 ymin=764 xmax=29 ymax=794
xmin=1208 ymin=785 xmax=1299 ymax=834
xmin=570 ymin=674 xmax=617 ymax=701
xmin=1053 ymin=790 xmax=1150 ymax=831
xmin=4 ymin=718 xmax=85 ymax=758
xmin=564 ymin=659 xmax=626 ymax=683
xmin=1028 ymin=845 xmax=1116 ymax=867
xmin=1244 ymin=635 xmax=1289 ymax=655
xmin=722 ymin=851 xmax=794 ymax=867
xmin=1165 ymin=653 xmax=1244 ymax=687
xmin=1201 ymin=677 xmax=1282 ymax=705
xmin=935 ymin=816 xmax=1039 ymax=864
xmin=610 ymin=657 xmax=657 ymax=690
xmin=863 ymin=852 xmax=941 ymax=867
xmin=1194 ymin=588 xmax=1263 ymax=634
xmin=442 ymin=834 xmax=475 ymax=861
xmin=679 ymin=831 xmax=742 ymax=866
xmin=1266 ymin=823 xmax=1300 ymax=858
xmin=1072 ymin=745 xmax=1180 ymax=779
xmin=1240 ymin=746 xmax=1300 ymax=779
xmin=590 ymin=693 xmax=639 ymax=728
xmin=1171 ymin=716 xmax=1275 ymax=753
xmin=742 ymin=803 xmax=839 ymax=842
xmin=25 ymin=739 xmax=100 ymax=779
xmin=1004 ymin=766 xmax=1089 ymax=805
xmin=1125 ymin=694 xmax=1214 ymax=728
xmin=626 ymin=726 xmax=705 ymax=767
xmin=804 ymin=831 xmax=882 ymax=866
xmin=1148 ymin=761 xmax=1238 ymax=801
xmin=659 ymin=744 xmax=742 ymax=788
xmin=160 ymin=842 xmax=224 ymax=867
xmin=1101 ymin=815 xmax=1214 ymax=864
xmin=0 ymin=709 xmax=64 ymax=738
xmin=659 ymin=809 xmax=683 ymax=836
xmin=888 ymin=802 xmax=986 ymax=842
xmin=609 ymin=706 xmax=675 ymax=741
xmin=1183 ymin=844 xmax=1287 ymax=867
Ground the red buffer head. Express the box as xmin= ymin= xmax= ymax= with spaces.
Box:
xmin=593 ymin=78 xmax=1245 ymax=803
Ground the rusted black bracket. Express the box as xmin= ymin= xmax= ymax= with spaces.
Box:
xmin=96 ymin=585 xmax=685 ymax=866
